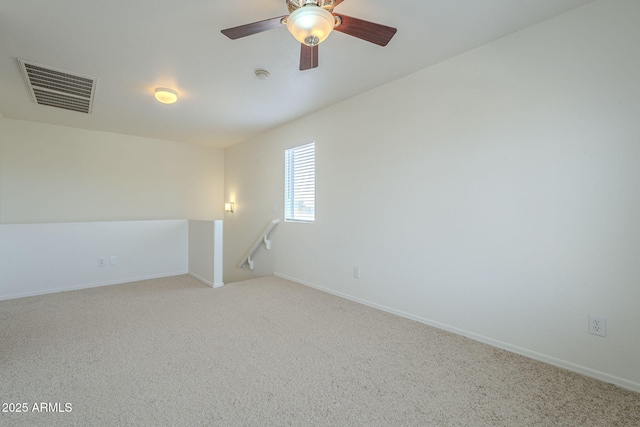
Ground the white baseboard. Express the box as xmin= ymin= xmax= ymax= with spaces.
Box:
xmin=189 ymin=272 xmax=224 ymax=288
xmin=0 ymin=271 xmax=189 ymax=301
xmin=274 ymin=272 xmax=640 ymax=394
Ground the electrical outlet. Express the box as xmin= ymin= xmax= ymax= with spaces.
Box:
xmin=97 ymin=257 xmax=106 ymax=267
xmin=588 ymin=315 xmax=606 ymax=337
xmin=353 ymin=267 xmax=360 ymax=279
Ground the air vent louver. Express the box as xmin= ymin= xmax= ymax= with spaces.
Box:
xmin=18 ymin=59 xmax=97 ymax=114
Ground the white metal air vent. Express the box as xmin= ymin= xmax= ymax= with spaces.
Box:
xmin=18 ymin=59 xmax=97 ymax=114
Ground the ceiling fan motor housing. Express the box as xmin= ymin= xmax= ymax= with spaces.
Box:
xmin=287 ymin=0 xmax=337 ymax=14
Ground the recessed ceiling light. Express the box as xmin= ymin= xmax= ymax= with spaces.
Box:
xmin=155 ymin=88 xmax=178 ymax=104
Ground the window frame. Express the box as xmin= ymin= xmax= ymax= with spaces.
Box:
xmin=284 ymin=141 xmax=316 ymax=223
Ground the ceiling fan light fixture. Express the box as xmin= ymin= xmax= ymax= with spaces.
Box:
xmin=154 ymin=88 xmax=178 ymax=104
xmin=286 ymin=5 xmax=335 ymax=46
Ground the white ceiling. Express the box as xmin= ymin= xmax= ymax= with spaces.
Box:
xmin=0 ymin=0 xmax=593 ymax=148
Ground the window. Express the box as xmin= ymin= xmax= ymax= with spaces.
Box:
xmin=284 ymin=142 xmax=315 ymax=222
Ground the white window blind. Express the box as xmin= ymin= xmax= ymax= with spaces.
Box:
xmin=285 ymin=142 xmax=315 ymax=222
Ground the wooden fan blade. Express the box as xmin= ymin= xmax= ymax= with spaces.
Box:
xmin=221 ymin=16 xmax=287 ymax=39
xmin=333 ymin=14 xmax=397 ymax=46
xmin=300 ymin=44 xmax=319 ymax=71
xmin=333 ymin=0 xmax=345 ymax=6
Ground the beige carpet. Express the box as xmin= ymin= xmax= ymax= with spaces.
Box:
xmin=0 ymin=275 xmax=638 ymax=426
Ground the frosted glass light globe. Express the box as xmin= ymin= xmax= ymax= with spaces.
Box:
xmin=286 ymin=6 xmax=335 ymax=46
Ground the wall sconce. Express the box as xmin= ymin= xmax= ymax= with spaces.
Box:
xmin=225 ymin=202 xmax=235 ymax=213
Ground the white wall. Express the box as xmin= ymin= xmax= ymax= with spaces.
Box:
xmin=188 ymin=220 xmax=223 ymax=288
xmin=0 ymin=220 xmax=188 ymax=300
xmin=0 ymin=112 xmax=4 ymax=220
xmin=224 ymin=0 xmax=640 ymax=391
xmin=0 ymin=119 xmax=224 ymax=224
xmin=0 ymin=118 xmax=225 ymax=298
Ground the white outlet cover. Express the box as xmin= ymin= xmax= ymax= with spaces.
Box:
xmin=588 ymin=315 xmax=606 ymax=337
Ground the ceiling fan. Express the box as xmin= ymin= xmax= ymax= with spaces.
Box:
xmin=221 ymin=0 xmax=397 ymax=71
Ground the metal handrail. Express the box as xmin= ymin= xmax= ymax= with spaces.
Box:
xmin=238 ymin=219 xmax=280 ymax=269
